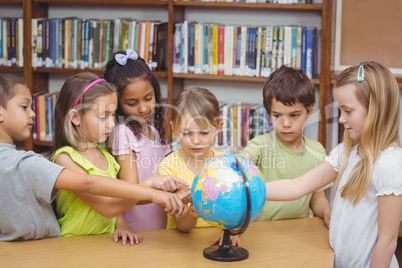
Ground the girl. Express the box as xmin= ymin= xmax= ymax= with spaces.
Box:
xmin=265 ymin=61 xmax=402 ymax=267
xmin=104 ymin=49 xmax=173 ymax=231
xmin=53 ymin=72 xmax=188 ymax=245
xmin=157 ymin=87 xmax=240 ymax=245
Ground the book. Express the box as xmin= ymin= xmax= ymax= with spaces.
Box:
xmin=305 ymin=26 xmax=316 ymax=79
xmin=156 ymin=22 xmax=168 ymax=71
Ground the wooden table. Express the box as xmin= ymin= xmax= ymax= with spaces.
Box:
xmin=0 ymin=217 xmax=334 ymax=267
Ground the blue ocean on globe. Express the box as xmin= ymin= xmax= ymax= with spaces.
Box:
xmin=191 ymin=154 xmax=266 ymax=230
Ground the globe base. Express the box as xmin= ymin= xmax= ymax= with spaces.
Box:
xmin=203 ymin=232 xmax=249 ymax=262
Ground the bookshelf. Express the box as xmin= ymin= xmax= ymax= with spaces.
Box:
xmin=0 ymin=0 xmax=333 ymax=152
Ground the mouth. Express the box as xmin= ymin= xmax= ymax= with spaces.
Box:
xmin=139 ymin=113 xmax=150 ymax=119
xmin=191 ymin=148 xmax=203 ymax=152
xmin=282 ymin=132 xmax=293 ymax=135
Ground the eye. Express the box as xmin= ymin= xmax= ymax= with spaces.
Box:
xmin=182 ymin=132 xmax=190 ymax=136
xmin=22 ymin=106 xmax=28 ymax=110
xmin=201 ymin=131 xmax=210 ymax=135
xmin=291 ymin=114 xmax=300 ymax=118
xmin=127 ymin=102 xmax=137 ymax=107
xmin=272 ymin=114 xmax=280 ymax=118
xmin=344 ymin=110 xmax=352 ymax=114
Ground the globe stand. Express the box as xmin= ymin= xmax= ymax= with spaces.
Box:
xmin=203 ymin=157 xmax=252 ymax=262
xmin=203 ymin=230 xmax=249 ymax=262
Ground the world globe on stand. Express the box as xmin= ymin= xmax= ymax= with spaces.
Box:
xmin=191 ymin=154 xmax=266 ymax=261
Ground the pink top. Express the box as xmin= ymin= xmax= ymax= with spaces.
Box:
xmin=112 ymin=123 xmax=171 ymax=231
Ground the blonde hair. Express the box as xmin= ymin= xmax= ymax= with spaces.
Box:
xmin=171 ymin=87 xmax=221 ymax=131
xmin=54 ymin=72 xmax=116 ymax=151
xmin=333 ymin=61 xmax=400 ymax=204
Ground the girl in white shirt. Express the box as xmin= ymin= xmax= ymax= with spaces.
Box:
xmin=265 ymin=61 xmax=402 ymax=267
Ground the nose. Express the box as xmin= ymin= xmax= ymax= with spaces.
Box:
xmin=282 ymin=116 xmax=291 ymax=128
xmin=138 ymin=102 xmax=147 ymax=114
xmin=338 ymin=113 xmax=346 ymax=125
xmin=108 ymin=116 xmax=116 ymax=129
xmin=191 ymin=133 xmax=200 ymax=145
xmin=30 ymin=107 xmax=36 ymax=119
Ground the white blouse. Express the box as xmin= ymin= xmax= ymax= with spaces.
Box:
xmin=325 ymin=143 xmax=402 ymax=268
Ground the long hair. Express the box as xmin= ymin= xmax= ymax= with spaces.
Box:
xmin=333 ymin=61 xmax=400 ymax=204
xmin=54 ymin=72 xmax=116 ymax=152
xmin=171 ymin=87 xmax=221 ymax=131
xmin=104 ymin=50 xmax=167 ymax=145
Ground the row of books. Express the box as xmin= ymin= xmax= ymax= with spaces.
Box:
xmin=31 ymin=17 xmax=168 ymax=71
xmin=171 ymin=102 xmax=274 ymax=153
xmin=32 ymin=92 xmax=58 ymax=142
xmin=175 ymin=0 xmax=313 ymax=3
xmin=173 ymin=22 xmax=318 ymax=79
xmin=0 ymin=17 xmax=23 ymax=67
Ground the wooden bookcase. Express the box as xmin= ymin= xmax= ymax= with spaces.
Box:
xmin=1 ymin=0 xmax=335 ymax=151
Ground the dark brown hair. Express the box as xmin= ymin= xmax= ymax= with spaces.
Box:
xmin=0 ymin=74 xmax=27 ymax=108
xmin=263 ymin=65 xmax=315 ymax=115
xmin=104 ymin=50 xmax=167 ymax=145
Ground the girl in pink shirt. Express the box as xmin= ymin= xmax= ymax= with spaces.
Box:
xmin=104 ymin=49 xmax=172 ymax=231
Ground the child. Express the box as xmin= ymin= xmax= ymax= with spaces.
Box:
xmin=265 ymin=61 xmax=402 ymax=267
xmin=0 ymin=74 xmax=188 ymax=242
xmin=212 ymin=65 xmax=333 ymax=247
xmin=104 ymin=49 xmax=172 ymax=231
xmin=243 ymin=65 xmax=332 ymax=224
xmin=157 ymin=87 xmax=241 ymax=244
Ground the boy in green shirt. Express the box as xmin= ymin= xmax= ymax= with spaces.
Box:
xmin=242 ymin=66 xmax=332 ymax=226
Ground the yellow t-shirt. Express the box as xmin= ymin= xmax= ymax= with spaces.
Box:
xmin=52 ymin=146 xmax=120 ymax=236
xmin=158 ymin=149 xmax=224 ymax=228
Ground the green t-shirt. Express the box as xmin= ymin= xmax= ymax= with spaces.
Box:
xmin=52 ymin=146 xmax=120 ymax=236
xmin=244 ymin=131 xmax=332 ymax=221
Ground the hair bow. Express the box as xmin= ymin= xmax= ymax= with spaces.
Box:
xmin=115 ymin=49 xmax=139 ymax=66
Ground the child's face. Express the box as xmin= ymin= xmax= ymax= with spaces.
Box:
xmin=118 ymin=79 xmax=156 ymax=123
xmin=333 ymin=84 xmax=368 ymax=140
xmin=270 ymin=98 xmax=313 ymax=148
xmin=173 ymin=112 xmax=221 ymax=159
xmin=0 ymin=84 xmax=35 ymax=144
xmin=78 ymin=93 xmax=117 ymax=144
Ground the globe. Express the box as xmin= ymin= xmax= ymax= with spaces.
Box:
xmin=191 ymin=154 xmax=266 ymax=231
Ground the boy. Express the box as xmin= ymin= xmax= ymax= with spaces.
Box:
xmin=241 ymin=66 xmax=332 ymax=226
xmin=0 ymin=74 xmax=188 ymax=241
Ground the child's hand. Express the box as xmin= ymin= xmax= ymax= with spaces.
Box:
xmin=151 ymin=190 xmax=188 ymax=217
xmin=323 ymin=207 xmax=332 ymax=228
xmin=113 ymin=228 xmax=143 ymax=246
xmin=174 ymin=184 xmax=192 ymax=205
xmin=211 ymin=232 xmax=241 ymax=247
xmin=188 ymin=204 xmax=199 ymax=218
xmin=143 ymin=175 xmax=189 ymax=192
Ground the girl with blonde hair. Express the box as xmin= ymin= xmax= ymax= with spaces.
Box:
xmin=265 ymin=61 xmax=402 ymax=267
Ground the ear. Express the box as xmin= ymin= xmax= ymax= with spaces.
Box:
xmin=0 ymin=107 xmax=4 ymax=123
xmin=69 ymin=109 xmax=81 ymax=126
xmin=217 ymin=120 xmax=224 ymax=131
xmin=307 ymin=104 xmax=315 ymax=119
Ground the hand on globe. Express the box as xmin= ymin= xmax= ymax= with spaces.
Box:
xmin=174 ymin=184 xmax=192 ymax=205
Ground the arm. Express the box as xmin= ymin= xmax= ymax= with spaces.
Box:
xmin=266 ymin=162 xmax=338 ymax=201
xmin=53 ymin=168 xmax=188 ymax=217
xmin=174 ymin=204 xmax=198 ymax=233
xmin=310 ymin=191 xmax=332 ymax=228
xmin=55 ymin=153 xmax=137 ymax=218
xmin=369 ymin=195 xmax=402 ymax=267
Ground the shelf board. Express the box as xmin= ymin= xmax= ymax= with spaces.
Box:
xmin=173 ymin=73 xmax=319 ymax=85
xmin=33 ymin=0 xmax=168 ymax=5
xmin=0 ymin=0 xmax=22 ymax=3
xmin=33 ymin=68 xmax=167 ymax=78
xmin=33 ymin=140 xmax=54 ymax=147
xmin=173 ymin=1 xmax=322 ymax=10
xmin=0 ymin=66 xmax=23 ymax=72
